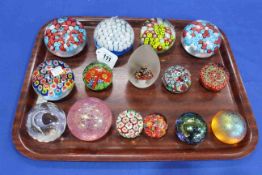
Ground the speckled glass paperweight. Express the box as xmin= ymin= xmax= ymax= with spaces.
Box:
xmin=175 ymin=112 xmax=207 ymax=144
xmin=82 ymin=62 xmax=113 ymax=91
xmin=32 ymin=60 xmax=75 ymax=101
xmin=26 ymin=102 xmax=66 ymax=142
xmin=181 ymin=20 xmax=222 ymax=58
xmin=211 ymin=111 xmax=247 ymax=144
xmin=144 ymin=113 xmax=168 ymax=139
xmin=94 ymin=17 xmax=134 ymax=56
xmin=162 ymin=65 xmax=192 ymax=93
xmin=140 ymin=18 xmax=176 ymax=53
xmin=116 ymin=109 xmax=143 ymax=139
xmin=200 ymin=63 xmax=229 ymax=92
xmin=44 ymin=17 xmax=87 ymax=57
xmin=67 ymin=97 xmax=113 ymax=141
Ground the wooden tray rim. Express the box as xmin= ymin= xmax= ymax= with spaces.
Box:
xmin=12 ymin=16 xmax=258 ymax=161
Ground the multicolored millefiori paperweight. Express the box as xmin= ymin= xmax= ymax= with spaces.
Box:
xmin=200 ymin=63 xmax=229 ymax=92
xmin=26 ymin=102 xmax=66 ymax=142
xmin=94 ymin=17 xmax=134 ymax=56
xmin=140 ymin=18 xmax=176 ymax=53
xmin=181 ymin=20 xmax=222 ymax=58
xmin=82 ymin=62 xmax=113 ymax=91
xmin=211 ymin=111 xmax=247 ymax=144
xmin=162 ymin=65 xmax=192 ymax=93
xmin=134 ymin=66 xmax=154 ymax=81
xmin=175 ymin=112 xmax=207 ymax=144
xmin=67 ymin=97 xmax=113 ymax=141
xmin=143 ymin=113 xmax=168 ymax=139
xmin=44 ymin=17 xmax=87 ymax=57
xmin=116 ymin=109 xmax=143 ymax=139
xmin=32 ymin=60 xmax=75 ymax=101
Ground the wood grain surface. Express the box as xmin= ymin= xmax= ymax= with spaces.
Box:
xmin=12 ymin=17 xmax=258 ymax=161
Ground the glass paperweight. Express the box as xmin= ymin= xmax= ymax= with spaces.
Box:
xmin=116 ymin=109 xmax=143 ymax=139
xmin=135 ymin=67 xmax=153 ymax=80
xmin=143 ymin=113 xmax=168 ymax=139
xmin=211 ymin=111 xmax=247 ymax=144
xmin=181 ymin=20 xmax=222 ymax=58
xmin=200 ymin=63 xmax=229 ymax=92
xmin=32 ymin=60 xmax=75 ymax=101
xmin=128 ymin=45 xmax=160 ymax=88
xmin=140 ymin=18 xmax=176 ymax=53
xmin=26 ymin=102 xmax=66 ymax=142
xmin=82 ymin=62 xmax=113 ymax=91
xmin=162 ymin=65 xmax=192 ymax=93
xmin=44 ymin=17 xmax=87 ymax=57
xmin=175 ymin=112 xmax=207 ymax=144
xmin=94 ymin=17 xmax=134 ymax=56
xmin=67 ymin=97 xmax=113 ymax=141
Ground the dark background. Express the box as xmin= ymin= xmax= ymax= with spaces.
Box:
xmin=0 ymin=0 xmax=261 ymax=174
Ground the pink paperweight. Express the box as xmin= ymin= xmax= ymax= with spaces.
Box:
xmin=67 ymin=97 xmax=112 ymax=141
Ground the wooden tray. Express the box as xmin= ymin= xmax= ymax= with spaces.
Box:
xmin=12 ymin=17 xmax=258 ymax=161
